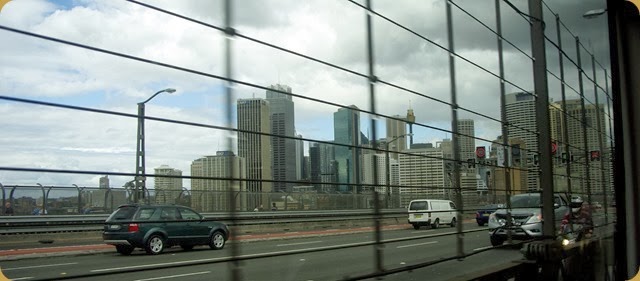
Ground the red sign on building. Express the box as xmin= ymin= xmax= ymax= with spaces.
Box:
xmin=476 ymin=146 xmax=486 ymax=159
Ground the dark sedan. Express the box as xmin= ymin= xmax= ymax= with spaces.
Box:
xmin=103 ymin=204 xmax=229 ymax=255
xmin=475 ymin=204 xmax=504 ymax=226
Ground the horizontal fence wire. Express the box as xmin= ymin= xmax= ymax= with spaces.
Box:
xmin=0 ymin=0 xmax=616 ymax=280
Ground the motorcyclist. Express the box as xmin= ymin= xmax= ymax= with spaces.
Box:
xmin=560 ymin=196 xmax=596 ymax=281
xmin=561 ymin=196 xmax=594 ymax=237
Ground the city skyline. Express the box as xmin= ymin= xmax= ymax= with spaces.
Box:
xmin=0 ymin=0 xmax=611 ymax=191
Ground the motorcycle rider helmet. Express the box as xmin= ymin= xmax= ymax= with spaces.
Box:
xmin=570 ymin=196 xmax=584 ymax=213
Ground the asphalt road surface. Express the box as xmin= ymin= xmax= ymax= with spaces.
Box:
xmin=0 ymin=222 xmax=528 ymax=281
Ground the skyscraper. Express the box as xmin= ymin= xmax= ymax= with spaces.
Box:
xmin=398 ymin=146 xmax=445 ymax=207
xmin=362 ymin=153 xmax=387 ymax=193
xmin=457 ymin=119 xmax=476 ymax=163
xmin=334 ymin=105 xmax=361 ymax=192
xmin=386 ymin=114 xmax=408 ymax=160
xmin=309 ymin=142 xmax=337 ymax=192
xmin=553 ymin=99 xmax=609 ymax=195
xmin=295 ymin=133 xmax=305 ymax=181
xmin=237 ymin=98 xmax=273 ymax=209
xmin=191 ymin=151 xmax=246 ymax=212
xmin=154 ymin=165 xmax=183 ymax=204
xmin=504 ymin=92 xmax=538 ymax=191
xmin=99 ymin=175 xmax=109 ymax=189
xmin=266 ymin=84 xmax=296 ymax=192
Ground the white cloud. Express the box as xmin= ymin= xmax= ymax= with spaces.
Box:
xmin=0 ymin=0 xmax=611 ymax=189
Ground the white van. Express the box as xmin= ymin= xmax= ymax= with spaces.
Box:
xmin=407 ymin=199 xmax=459 ymax=229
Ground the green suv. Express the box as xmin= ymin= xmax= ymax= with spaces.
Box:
xmin=103 ymin=204 xmax=229 ymax=255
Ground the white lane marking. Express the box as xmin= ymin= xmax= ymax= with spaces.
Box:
xmin=473 ymin=246 xmax=493 ymax=251
xmin=91 ymin=258 xmax=228 ymax=272
xmin=93 ymin=240 xmax=390 ymax=272
xmin=3 ymin=263 xmax=78 ymax=271
xmin=396 ymin=241 xmax=438 ymax=249
xmin=9 ymin=277 xmax=34 ymax=280
xmin=277 ymin=241 xmax=323 ymax=247
xmin=133 ymin=271 xmax=210 ymax=281
xmin=411 ymin=230 xmax=434 ymax=234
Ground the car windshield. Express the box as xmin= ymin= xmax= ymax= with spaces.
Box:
xmin=510 ymin=195 xmax=541 ymax=208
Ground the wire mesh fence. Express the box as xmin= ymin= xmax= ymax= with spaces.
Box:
xmin=0 ymin=0 xmax=615 ymax=280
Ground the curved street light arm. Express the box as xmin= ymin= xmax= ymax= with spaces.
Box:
xmin=140 ymin=88 xmax=176 ymax=104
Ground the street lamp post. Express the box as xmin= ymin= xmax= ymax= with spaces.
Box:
xmin=134 ymin=88 xmax=176 ymax=203
xmin=385 ymin=133 xmax=412 ymax=208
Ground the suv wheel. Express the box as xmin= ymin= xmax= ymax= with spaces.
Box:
xmin=431 ymin=219 xmax=439 ymax=229
xmin=115 ymin=245 xmax=134 ymax=255
xmin=490 ymin=235 xmax=505 ymax=246
xmin=450 ymin=218 xmax=456 ymax=227
xmin=145 ymin=234 xmax=165 ymax=255
xmin=412 ymin=224 xmax=420 ymax=230
xmin=209 ymin=231 xmax=226 ymax=250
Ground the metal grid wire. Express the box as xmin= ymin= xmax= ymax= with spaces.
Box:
xmin=0 ymin=0 xmax=615 ymax=280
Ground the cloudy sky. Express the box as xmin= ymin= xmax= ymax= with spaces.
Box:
xmin=0 ymin=0 xmax=610 ymax=190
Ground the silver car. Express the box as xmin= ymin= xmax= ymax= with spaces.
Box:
xmin=488 ymin=193 xmax=569 ymax=246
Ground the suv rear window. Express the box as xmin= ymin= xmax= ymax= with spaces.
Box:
xmin=106 ymin=206 xmax=138 ymax=221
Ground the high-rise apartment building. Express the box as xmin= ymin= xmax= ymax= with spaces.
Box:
xmin=237 ymin=98 xmax=273 ymax=209
xmin=504 ymin=92 xmax=538 ymax=191
xmin=191 ymin=151 xmax=246 ymax=212
xmin=266 ymin=84 xmax=296 ymax=192
xmin=398 ymin=146 xmax=445 ymax=207
xmin=154 ymin=165 xmax=183 ymax=204
xmin=334 ymin=106 xmax=361 ymax=192
xmin=362 ymin=153 xmax=387 ymax=194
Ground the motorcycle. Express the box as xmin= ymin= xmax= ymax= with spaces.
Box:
xmin=558 ymin=223 xmax=595 ymax=281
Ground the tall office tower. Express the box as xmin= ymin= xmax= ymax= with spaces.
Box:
xmin=191 ymin=151 xmax=246 ymax=212
xmin=554 ymin=99 xmax=609 ymax=195
xmin=334 ymin=105 xmax=361 ymax=192
xmin=386 ymin=114 xmax=408 ymax=160
xmin=362 ymin=153 xmax=387 ymax=194
xmin=266 ymin=84 xmax=296 ymax=192
xmin=303 ymin=156 xmax=310 ymax=180
xmin=237 ymin=98 xmax=273 ymax=210
xmin=295 ymin=133 xmax=305 ymax=181
xmin=504 ymin=92 xmax=538 ymax=191
xmin=309 ymin=142 xmax=337 ymax=192
xmin=457 ymin=119 xmax=476 ymax=163
xmin=398 ymin=146 xmax=445 ymax=207
xmin=154 ymin=165 xmax=183 ymax=204
xmin=406 ymin=108 xmax=416 ymax=146
xmin=437 ymin=139 xmax=477 ymax=197
xmin=99 ymin=175 xmax=109 ymax=189
xmin=549 ymin=103 xmax=566 ymax=145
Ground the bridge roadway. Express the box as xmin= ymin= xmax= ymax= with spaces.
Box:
xmin=0 ymin=221 xmax=530 ymax=281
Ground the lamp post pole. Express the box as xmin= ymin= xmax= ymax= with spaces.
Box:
xmin=385 ymin=134 xmax=411 ymax=208
xmin=134 ymin=88 xmax=176 ymax=203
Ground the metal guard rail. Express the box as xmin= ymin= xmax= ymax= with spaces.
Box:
xmin=0 ymin=209 xmax=414 ymax=235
